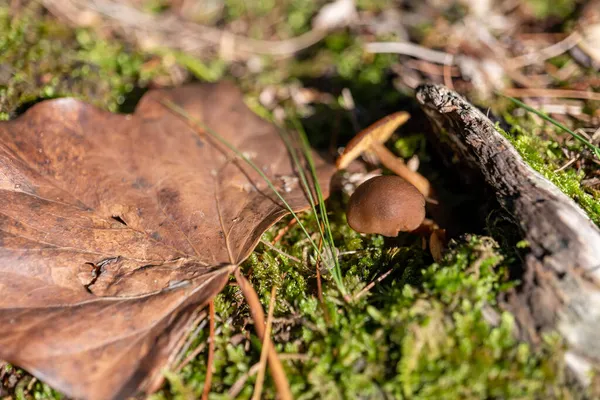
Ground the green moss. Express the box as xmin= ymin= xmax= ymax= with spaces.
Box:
xmin=523 ymin=0 xmax=576 ymax=18
xmin=152 ymin=217 xmax=572 ymax=399
xmin=498 ymin=116 xmax=600 ymax=225
xmin=393 ymin=132 xmax=428 ymax=159
xmin=0 ymin=6 xmax=159 ymax=116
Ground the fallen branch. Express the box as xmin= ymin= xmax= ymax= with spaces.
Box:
xmin=416 ymin=83 xmax=600 ymax=386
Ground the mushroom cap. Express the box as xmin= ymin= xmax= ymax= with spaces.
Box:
xmin=336 ymin=111 xmax=410 ymax=170
xmin=346 ymin=175 xmax=425 ymax=237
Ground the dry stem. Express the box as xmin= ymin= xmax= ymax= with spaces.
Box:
xmin=252 ymin=286 xmax=277 ymax=400
xmin=201 ymin=301 xmax=216 ymax=400
xmin=234 ymin=269 xmax=292 ymax=400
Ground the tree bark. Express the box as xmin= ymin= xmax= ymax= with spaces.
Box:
xmin=416 ymin=83 xmax=600 ymax=386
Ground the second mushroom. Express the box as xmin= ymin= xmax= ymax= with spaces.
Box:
xmin=336 ymin=112 xmax=432 ymax=199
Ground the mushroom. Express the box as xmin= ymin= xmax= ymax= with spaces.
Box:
xmin=346 ymin=175 xmax=425 ymax=237
xmin=346 ymin=175 xmax=447 ymax=260
xmin=336 ymin=112 xmax=432 ymax=199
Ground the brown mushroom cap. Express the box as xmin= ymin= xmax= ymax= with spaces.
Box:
xmin=346 ymin=175 xmax=425 ymax=237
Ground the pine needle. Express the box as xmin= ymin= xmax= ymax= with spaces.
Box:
xmin=252 ymin=285 xmax=277 ymax=400
xmin=501 ymin=94 xmax=600 ymax=159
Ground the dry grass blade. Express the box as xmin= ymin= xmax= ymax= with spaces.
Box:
xmin=172 ymin=310 xmax=208 ymax=370
xmin=234 ymin=269 xmax=292 ymax=400
xmin=502 ymin=93 xmax=600 ymax=158
xmin=503 ymin=88 xmax=600 ymax=101
xmin=201 ymin=300 xmax=216 ymax=400
xmin=260 ymin=239 xmax=302 ymax=264
xmin=252 ymin=285 xmax=278 ymax=400
xmin=354 ymin=268 xmax=394 ymax=300
xmin=271 ymin=219 xmax=298 ymax=245
xmin=173 ymin=312 xmax=208 ymax=372
xmin=365 ymin=42 xmax=454 ymax=65
xmin=509 ymin=32 xmax=582 ymax=68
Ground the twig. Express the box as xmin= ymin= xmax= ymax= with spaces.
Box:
xmin=365 ymin=42 xmax=454 ymax=65
xmin=354 ymin=267 xmax=394 ymax=300
xmin=201 ymin=300 xmax=216 ymax=400
xmin=502 ymin=88 xmax=600 ymax=102
xmin=509 ymin=32 xmax=582 ymax=68
xmin=228 ymin=363 xmax=261 ymax=398
xmin=234 ymin=269 xmax=292 ymax=400
xmin=403 ymin=59 xmax=460 ymax=77
xmin=252 ymin=285 xmax=277 ymax=400
xmin=260 ymin=239 xmax=302 ymax=264
xmin=554 ymin=156 xmax=578 ymax=173
xmin=43 ymin=0 xmax=326 ymax=57
xmin=271 ymin=218 xmax=298 ymax=245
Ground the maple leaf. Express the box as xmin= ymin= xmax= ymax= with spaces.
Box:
xmin=0 ymin=82 xmax=334 ymax=400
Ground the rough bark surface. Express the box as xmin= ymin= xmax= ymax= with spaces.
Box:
xmin=416 ymin=83 xmax=600 ymax=385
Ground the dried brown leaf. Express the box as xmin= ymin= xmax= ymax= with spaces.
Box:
xmin=0 ymin=82 xmax=334 ymax=400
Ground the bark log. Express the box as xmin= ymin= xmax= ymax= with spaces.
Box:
xmin=416 ymin=83 xmax=600 ymax=385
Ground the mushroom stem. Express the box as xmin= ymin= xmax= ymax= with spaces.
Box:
xmin=370 ymin=142 xmax=432 ymax=198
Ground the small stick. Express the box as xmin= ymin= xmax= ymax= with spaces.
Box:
xmin=234 ymin=269 xmax=292 ymax=400
xmin=260 ymin=239 xmax=301 ymax=264
xmin=271 ymin=218 xmax=298 ymax=245
xmin=228 ymin=363 xmax=262 ymax=398
xmin=509 ymin=32 xmax=582 ymax=68
xmin=44 ymin=0 xmax=327 ymax=57
xmin=201 ymin=300 xmax=216 ymax=400
xmin=365 ymin=42 xmax=454 ymax=66
xmin=252 ymin=286 xmax=277 ymax=400
xmin=404 ymin=59 xmax=460 ymax=76
xmin=354 ymin=268 xmax=394 ymax=300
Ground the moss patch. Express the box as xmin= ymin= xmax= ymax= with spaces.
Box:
xmin=0 ymin=6 xmax=159 ymax=118
xmin=153 ymin=234 xmax=572 ymax=399
xmin=499 ymin=114 xmax=600 ymax=225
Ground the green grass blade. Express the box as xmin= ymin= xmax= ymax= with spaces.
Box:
xmin=288 ymin=114 xmax=346 ymax=294
xmin=162 ymin=100 xmax=323 ymax=259
xmin=276 ymin=126 xmax=325 ymax=240
xmin=501 ymin=94 xmax=600 ymax=159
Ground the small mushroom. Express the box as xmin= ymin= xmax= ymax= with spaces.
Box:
xmin=347 ymin=175 xmax=448 ymax=260
xmin=336 ymin=112 xmax=432 ymax=198
xmin=346 ymin=175 xmax=425 ymax=237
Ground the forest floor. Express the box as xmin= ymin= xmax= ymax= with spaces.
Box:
xmin=1 ymin=0 xmax=599 ymax=399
